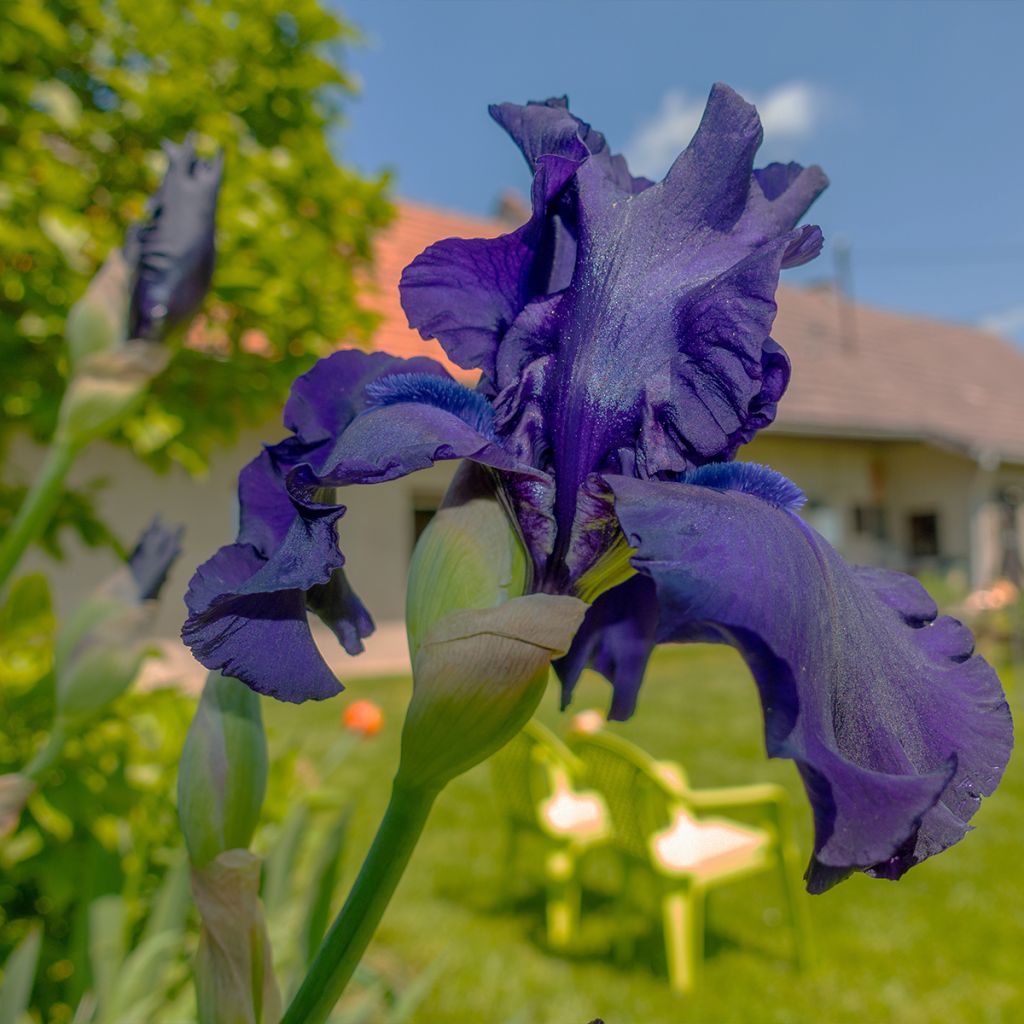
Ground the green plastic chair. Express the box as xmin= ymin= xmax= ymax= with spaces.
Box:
xmin=490 ymin=719 xmax=611 ymax=950
xmin=566 ymin=726 xmax=808 ymax=993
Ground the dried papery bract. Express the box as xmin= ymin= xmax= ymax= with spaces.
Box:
xmin=192 ymin=849 xmax=281 ymax=1024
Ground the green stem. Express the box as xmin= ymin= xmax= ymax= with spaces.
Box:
xmin=0 ymin=439 xmax=79 ymax=592
xmin=280 ymin=782 xmax=438 ymax=1024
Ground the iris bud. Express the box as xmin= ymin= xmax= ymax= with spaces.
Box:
xmin=397 ymin=594 xmax=587 ymax=791
xmin=55 ymin=341 xmax=170 ymax=451
xmin=58 ymin=136 xmax=220 ymax=449
xmin=397 ymin=472 xmax=587 ymax=791
xmin=179 ymin=671 xmax=277 ymax=1024
xmin=404 ymin=487 xmax=530 ymax=658
xmin=178 ymin=672 xmax=268 ymax=869
xmin=54 ymin=520 xmax=182 ymax=718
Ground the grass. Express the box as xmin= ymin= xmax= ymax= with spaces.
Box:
xmin=264 ymin=644 xmax=1022 ymax=1024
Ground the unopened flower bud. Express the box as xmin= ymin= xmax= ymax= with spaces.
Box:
xmin=178 ymin=672 xmax=268 ymax=869
xmin=399 ymin=470 xmax=586 ymax=790
xmin=55 ymin=520 xmax=182 ymax=717
xmin=404 ymin=486 xmax=529 ymax=659
xmin=126 ymin=136 xmax=221 ymax=343
xmin=55 ymin=342 xmax=170 ymax=450
xmin=58 ymin=136 xmax=220 ymax=448
xmin=397 ymin=594 xmax=587 ymax=792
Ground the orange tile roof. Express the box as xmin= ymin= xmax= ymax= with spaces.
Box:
xmin=368 ymin=201 xmax=1024 ymax=464
xmin=366 ymin=200 xmax=500 ymax=382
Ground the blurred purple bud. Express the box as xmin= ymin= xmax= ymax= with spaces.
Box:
xmin=127 ymin=134 xmax=222 ymax=342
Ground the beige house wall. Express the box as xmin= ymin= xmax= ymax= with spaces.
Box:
xmin=13 ymin=425 xmax=1022 ymax=685
xmin=12 ymin=424 xmax=458 ymax=641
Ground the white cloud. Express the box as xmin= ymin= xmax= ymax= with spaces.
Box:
xmin=624 ymin=81 xmax=824 ymax=181
xmin=980 ymin=304 xmax=1024 ymax=341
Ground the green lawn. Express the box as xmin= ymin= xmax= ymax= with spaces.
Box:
xmin=265 ymin=644 xmax=1022 ymax=1024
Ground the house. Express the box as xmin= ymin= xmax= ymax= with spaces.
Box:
xmin=368 ymin=201 xmax=1024 ymax=591
xmin=20 ymin=200 xmax=1024 ymax=681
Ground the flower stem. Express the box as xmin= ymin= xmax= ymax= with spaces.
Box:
xmin=280 ymin=781 xmax=438 ymax=1024
xmin=0 ymin=439 xmax=79 ymax=592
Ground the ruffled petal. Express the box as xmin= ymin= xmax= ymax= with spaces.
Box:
xmin=554 ymin=573 xmax=660 ymax=720
xmin=400 ymin=154 xmax=578 ymax=380
xmin=185 ymin=352 xmax=436 ymax=697
xmin=284 ymin=349 xmax=448 ymax=447
xmin=489 ymin=96 xmax=652 ymax=194
xmin=608 ymin=467 xmax=1013 ymax=891
xmin=185 ymin=356 xmax=554 ymax=698
xmin=182 ymin=542 xmax=343 ymax=702
xmin=306 ymin=570 xmax=374 ymax=658
xmin=297 ymin=376 xmax=549 ymax=496
xmin=545 ymin=96 xmax=824 ymax=511
xmin=234 ymin=435 xmax=374 ymax=656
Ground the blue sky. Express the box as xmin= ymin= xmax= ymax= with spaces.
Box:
xmin=334 ymin=0 xmax=1024 ymax=344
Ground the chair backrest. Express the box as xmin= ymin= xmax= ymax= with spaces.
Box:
xmin=567 ymin=730 xmax=689 ymax=862
xmin=490 ymin=720 xmax=582 ymax=827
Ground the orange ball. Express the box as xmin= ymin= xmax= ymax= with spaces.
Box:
xmin=342 ymin=699 xmax=384 ymax=737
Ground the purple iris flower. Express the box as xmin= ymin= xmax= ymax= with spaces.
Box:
xmin=183 ymin=85 xmax=1012 ymax=890
xmin=125 ymin=136 xmax=222 ymax=341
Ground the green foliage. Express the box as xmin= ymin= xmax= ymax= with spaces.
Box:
xmin=0 ymin=923 xmax=42 ymax=1024
xmin=264 ymin=652 xmax=1022 ymax=1024
xmin=0 ymin=576 xmax=55 ymax=690
xmin=0 ymin=665 xmax=195 ymax=1020
xmin=0 ymin=0 xmax=391 ymax=545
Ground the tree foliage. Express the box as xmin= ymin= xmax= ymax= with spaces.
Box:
xmin=0 ymin=0 xmax=391 ymax=537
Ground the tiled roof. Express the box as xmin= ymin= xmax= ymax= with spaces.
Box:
xmin=369 ymin=201 xmax=1024 ymax=464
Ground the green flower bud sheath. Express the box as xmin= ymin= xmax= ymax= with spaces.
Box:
xmin=282 ymin=485 xmax=586 ymax=1024
xmin=179 ymin=672 xmax=268 ymax=868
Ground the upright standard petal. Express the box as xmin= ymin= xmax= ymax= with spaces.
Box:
xmin=608 ymin=467 xmax=1012 ymax=891
xmin=403 ymin=86 xmax=826 ymax=592
xmin=399 ymin=154 xmax=579 ymax=381
xmin=545 ymin=87 xmax=826 ymax=531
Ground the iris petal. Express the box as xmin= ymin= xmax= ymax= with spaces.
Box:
xmin=184 ymin=349 xmax=550 ymax=697
xmin=399 ymin=154 xmax=579 ymax=380
xmin=182 ymin=542 xmax=343 ymax=702
xmin=608 ymin=472 xmax=1012 ymax=891
xmin=554 ymin=573 xmax=660 ymax=720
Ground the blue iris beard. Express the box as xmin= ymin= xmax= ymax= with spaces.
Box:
xmin=365 ymin=373 xmax=498 ymax=440
xmin=683 ymin=462 xmax=807 ymax=511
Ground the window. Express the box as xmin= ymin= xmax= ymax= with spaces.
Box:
xmin=802 ymin=502 xmax=844 ymax=548
xmin=908 ymin=513 xmax=940 ymax=558
xmin=411 ymin=495 xmax=441 ymax=550
xmin=853 ymin=505 xmax=888 ymax=541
